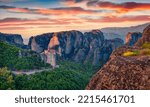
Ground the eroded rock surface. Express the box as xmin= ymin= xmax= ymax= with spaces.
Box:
xmin=29 ymin=30 xmax=124 ymax=66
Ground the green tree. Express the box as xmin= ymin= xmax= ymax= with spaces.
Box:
xmin=0 ymin=67 xmax=15 ymax=89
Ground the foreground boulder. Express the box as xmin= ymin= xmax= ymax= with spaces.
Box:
xmin=86 ymin=46 xmax=150 ymax=90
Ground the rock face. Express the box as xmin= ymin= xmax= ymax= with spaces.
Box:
xmin=125 ymin=32 xmax=142 ymax=46
xmin=0 ymin=32 xmax=28 ymax=49
xmin=28 ymin=33 xmax=52 ymax=51
xmin=28 ymin=30 xmax=124 ymax=66
xmin=135 ymin=24 xmax=150 ymax=46
xmin=41 ymin=34 xmax=60 ymax=68
xmin=86 ymin=46 xmax=150 ymax=90
xmin=103 ymin=33 xmax=122 ymax=40
xmin=0 ymin=32 xmax=23 ymax=44
xmin=86 ymin=24 xmax=150 ymax=90
xmin=31 ymin=37 xmax=43 ymax=53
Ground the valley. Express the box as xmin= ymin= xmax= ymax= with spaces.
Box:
xmin=0 ymin=23 xmax=150 ymax=90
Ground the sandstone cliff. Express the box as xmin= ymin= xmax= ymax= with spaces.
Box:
xmin=125 ymin=32 xmax=142 ymax=46
xmin=86 ymin=24 xmax=150 ymax=90
xmin=28 ymin=30 xmax=124 ymax=66
xmin=135 ymin=24 xmax=150 ymax=46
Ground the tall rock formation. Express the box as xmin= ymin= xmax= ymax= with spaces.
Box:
xmin=28 ymin=33 xmax=53 ymax=52
xmin=29 ymin=30 xmax=124 ymax=66
xmin=86 ymin=24 xmax=150 ymax=90
xmin=125 ymin=32 xmax=142 ymax=46
xmin=0 ymin=32 xmax=28 ymax=49
xmin=48 ymin=33 xmax=59 ymax=49
xmin=135 ymin=24 xmax=150 ymax=46
xmin=41 ymin=34 xmax=60 ymax=68
xmin=31 ymin=37 xmax=43 ymax=53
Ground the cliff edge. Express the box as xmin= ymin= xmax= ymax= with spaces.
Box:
xmin=86 ymin=24 xmax=150 ymax=90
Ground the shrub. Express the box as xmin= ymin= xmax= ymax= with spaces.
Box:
xmin=0 ymin=67 xmax=15 ymax=89
xmin=123 ymin=50 xmax=140 ymax=56
xmin=142 ymin=42 xmax=150 ymax=49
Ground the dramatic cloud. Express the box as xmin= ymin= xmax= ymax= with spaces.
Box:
xmin=34 ymin=7 xmax=98 ymax=15
xmin=87 ymin=1 xmax=150 ymax=13
xmin=0 ymin=5 xmax=99 ymax=16
xmin=0 ymin=5 xmax=30 ymax=13
xmin=0 ymin=17 xmax=86 ymax=31
xmin=61 ymin=0 xmax=88 ymax=6
xmin=0 ymin=0 xmax=150 ymax=37
xmin=1 ymin=15 xmax=149 ymax=30
xmin=0 ymin=18 xmax=72 ymax=26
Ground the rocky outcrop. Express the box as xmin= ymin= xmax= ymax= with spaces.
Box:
xmin=28 ymin=33 xmax=53 ymax=51
xmin=104 ymin=38 xmax=124 ymax=50
xmin=0 ymin=32 xmax=23 ymax=45
xmin=0 ymin=32 xmax=28 ymax=49
xmin=30 ymin=37 xmax=43 ymax=53
xmin=86 ymin=46 xmax=150 ymax=90
xmin=86 ymin=24 xmax=150 ymax=90
xmin=29 ymin=30 xmax=124 ymax=66
xmin=135 ymin=24 xmax=150 ymax=46
xmin=125 ymin=32 xmax=142 ymax=46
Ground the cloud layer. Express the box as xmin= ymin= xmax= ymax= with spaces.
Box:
xmin=87 ymin=1 xmax=150 ymax=13
xmin=0 ymin=0 xmax=150 ymax=37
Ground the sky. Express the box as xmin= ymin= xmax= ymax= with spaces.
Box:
xmin=0 ymin=0 xmax=150 ymax=38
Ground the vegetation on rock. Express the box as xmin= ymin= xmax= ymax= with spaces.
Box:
xmin=123 ymin=50 xmax=140 ymax=56
xmin=142 ymin=42 xmax=150 ymax=49
xmin=123 ymin=42 xmax=150 ymax=56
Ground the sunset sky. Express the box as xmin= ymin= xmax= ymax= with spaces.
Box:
xmin=0 ymin=0 xmax=150 ymax=38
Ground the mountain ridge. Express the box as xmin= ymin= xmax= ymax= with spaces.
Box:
xmin=28 ymin=30 xmax=124 ymax=67
xmin=101 ymin=22 xmax=150 ymax=40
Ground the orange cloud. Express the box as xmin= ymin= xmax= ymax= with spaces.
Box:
xmin=7 ymin=8 xmax=30 ymax=13
xmin=35 ymin=7 xmax=96 ymax=15
xmin=0 ymin=18 xmax=85 ymax=30
xmin=87 ymin=1 xmax=150 ymax=13
xmin=1 ymin=15 xmax=149 ymax=31
xmin=62 ymin=0 xmax=87 ymax=6
xmin=0 ymin=5 xmax=98 ymax=16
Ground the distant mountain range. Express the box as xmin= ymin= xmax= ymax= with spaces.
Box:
xmin=101 ymin=22 xmax=150 ymax=41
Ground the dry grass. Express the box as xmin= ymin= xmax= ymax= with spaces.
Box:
xmin=140 ymin=49 xmax=150 ymax=55
xmin=142 ymin=42 xmax=150 ymax=49
xmin=123 ymin=50 xmax=140 ymax=57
